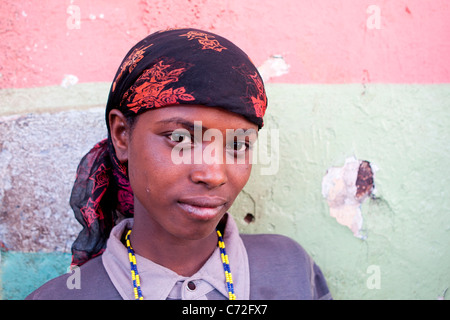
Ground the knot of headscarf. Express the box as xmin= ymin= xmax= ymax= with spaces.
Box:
xmin=70 ymin=28 xmax=267 ymax=267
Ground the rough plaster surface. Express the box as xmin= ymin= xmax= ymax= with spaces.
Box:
xmin=0 ymin=82 xmax=110 ymax=117
xmin=261 ymin=83 xmax=450 ymax=300
xmin=236 ymin=83 xmax=450 ymax=299
xmin=1 ymin=83 xmax=449 ymax=300
xmin=1 ymin=0 xmax=450 ymax=89
xmin=0 ymin=251 xmax=71 ymax=300
xmin=0 ymin=108 xmax=106 ymax=252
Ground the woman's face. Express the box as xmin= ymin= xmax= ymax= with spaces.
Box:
xmin=110 ymin=105 xmax=258 ymax=241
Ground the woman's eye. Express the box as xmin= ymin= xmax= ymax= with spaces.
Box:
xmin=169 ymin=131 xmax=192 ymax=144
xmin=234 ymin=141 xmax=247 ymax=152
xmin=227 ymin=141 xmax=248 ymax=152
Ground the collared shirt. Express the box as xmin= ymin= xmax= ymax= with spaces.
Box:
xmin=26 ymin=215 xmax=332 ymax=300
xmin=102 ymin=213 xmax=250 ymax=300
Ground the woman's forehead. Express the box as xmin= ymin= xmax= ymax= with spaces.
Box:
xmin=139 ymin=105 xmax=259 ymax=131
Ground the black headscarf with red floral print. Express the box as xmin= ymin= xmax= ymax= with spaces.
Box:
xmin=70 ymin=28 xmax=267 ymax=267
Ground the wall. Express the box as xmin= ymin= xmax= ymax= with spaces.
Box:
xmin=1 ymin=0 xmax=449 ymax=299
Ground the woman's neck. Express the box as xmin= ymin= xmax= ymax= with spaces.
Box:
xmin=129 ymin=214 xmax=218 ymax=277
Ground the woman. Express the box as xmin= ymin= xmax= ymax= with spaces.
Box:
xmin=27 ymin=28 xmax=331 ymax=300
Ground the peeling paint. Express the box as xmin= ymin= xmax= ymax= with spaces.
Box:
xmin=60 ymin=74 xmax=79 ymax=88
xmin=257 ymin=55 xmax=290 ymax=82
xmin=356 ymin=161 xmax=374 ymax=199
xmin=322 ymin=157 xmax=376 ymax=239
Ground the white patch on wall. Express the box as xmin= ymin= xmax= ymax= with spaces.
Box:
xmin=61 ymin=74 xmax=79 ymax=88
xmin=322 ymin=156 xmax=376 ymax=239
xmin=257 ymin=55 xmax=290 ymax=82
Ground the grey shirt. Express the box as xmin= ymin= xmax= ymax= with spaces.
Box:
xmin=26 ymin=214 xmax=332 ymax=300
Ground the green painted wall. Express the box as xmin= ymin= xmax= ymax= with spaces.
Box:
xmin=1 ymin=83 xmax=449 ymax=299
xmin=0 ymin=251 xmax=71 ymax=300
xmin=231 ymin=83 xmax=450 ymax=299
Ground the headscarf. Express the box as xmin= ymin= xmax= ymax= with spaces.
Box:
xmin=70 ymin=28 xmax=267 ymax=267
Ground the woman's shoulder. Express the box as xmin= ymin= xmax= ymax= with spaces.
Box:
xmin=25 ymin=256 xmax=121 ymax=300
xmin=240 ymin=233 xmax=310 ymax=259
xmin=240 ymin=233 xmax=332 ymax=300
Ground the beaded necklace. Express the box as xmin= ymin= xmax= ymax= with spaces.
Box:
xmin=125 ymin=230 xmax=143 ymax=300
xmin=124 ymin=229 xmax=236 ymax=300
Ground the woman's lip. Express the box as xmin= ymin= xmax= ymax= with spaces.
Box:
xmin=177 ymin=203 xmax=225 ymax=221
xmin=178 ymin=197 xmax=227 ymax=208
xmin=177 ymin=197 xmax=227 ymax=221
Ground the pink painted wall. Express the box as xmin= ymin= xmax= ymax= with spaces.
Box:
xmin=1 ymin=0 xmax=450 ymax=89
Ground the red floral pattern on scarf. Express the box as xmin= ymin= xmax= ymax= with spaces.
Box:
xmin=81 ymin=199 xmax=101 ymax=227
xmin=249 ymin=72 xmax=267 ymax=118
xmin=122 ymin=59 xmax=195 ymax=113
xmin=79 ymin=163 xmax=110 ymax=227
xmin=233 ymin=65 xmax=268 ymax=120
xmin=112 ymin=44 xmax=153 ymax=92
xmin=180 ymin=31 xmax=227 ymax=52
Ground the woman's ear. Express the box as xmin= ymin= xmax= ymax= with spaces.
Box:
xmin=109 ymin=109 xmax=131 ymax=163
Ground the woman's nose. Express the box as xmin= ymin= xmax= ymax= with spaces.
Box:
xmin=189 ymin=145 xmax=227 ymax=188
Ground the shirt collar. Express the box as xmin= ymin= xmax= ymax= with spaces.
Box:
xmin=102 ymin=213 xmax=250 ymax=300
